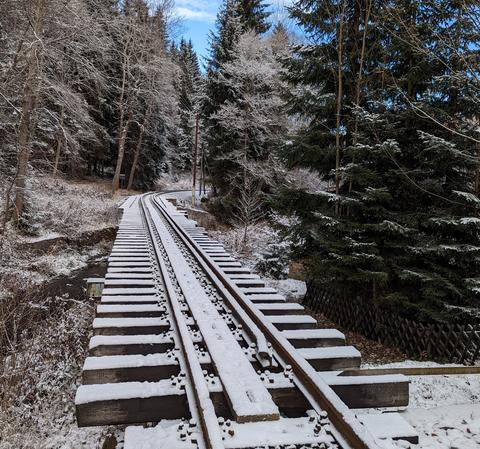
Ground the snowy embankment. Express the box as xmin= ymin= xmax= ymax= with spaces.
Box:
xmin=0 ymin=176 xmax=120 ymax=302
xmin=0 ymin=176 xmax=124 ymax=449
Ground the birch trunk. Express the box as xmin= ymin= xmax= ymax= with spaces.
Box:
xmin=112 ymin=109 xmax=132 ymax=193
xmin=112 ymin=31 xmax=132 ymax=194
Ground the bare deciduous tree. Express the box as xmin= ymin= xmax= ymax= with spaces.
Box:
xmin=231 ymin=175 xmax=265 ymax=248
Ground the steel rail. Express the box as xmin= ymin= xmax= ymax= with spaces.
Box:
xmin=140 ymin=195 xmax=225 ymax=449
xmin=151 ymin=195 xmax=273 ymax=365
xmin=152 ymin=192 xmax=382 ymax=449
xmin=341 ymin=366 xmax=480 ymax=376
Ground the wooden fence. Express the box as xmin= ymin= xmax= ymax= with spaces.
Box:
xmin=303 ymin=281 xmax=480 ymax=365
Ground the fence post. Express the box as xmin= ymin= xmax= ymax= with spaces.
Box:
xmin=470 ymin=325 xmax=480 ymax=365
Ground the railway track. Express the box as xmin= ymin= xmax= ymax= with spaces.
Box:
xmin=75 ymin=193 xmax=417 ymax=449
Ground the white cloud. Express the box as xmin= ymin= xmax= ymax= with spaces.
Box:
xmin=175 ymin=6 xmax=216 ymax=21
xmin=175 ymin=0 xmax=212 ymax=8
xmin=174 ymin=1 xmax=293 ymax=25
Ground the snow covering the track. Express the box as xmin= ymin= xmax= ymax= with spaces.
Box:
xmin=221 ymin=267 xmax=251 ymax=273
xmin=75 ymin=380 xmax=182 ymax=404
xmin=107 ymin=267 xmax=153 ymax=273
xmin=96 ymin=304 xmax=163 ymax=313
xmin=281 ymin=328 xmax=345 ymax=340
xmin=228 ymin=273 xmax=261 ymax=279
xmin=102 ymin=287 xmax=157 ymax=295
xmin=267 ymin=315 xmax=317 ymax=324
xmin=93 ymin=317 xmax=169 ymax=328
xmin=100 ymin=295 xmax=159 ymax=303
xmin=83 ymin=353 xmax=176 ymax=370
xmin=150 ymin=197 xmax=280 ymax=422
xmin=89 ymin=334 xmax=173 ymax=349
xmin=93 ymin=317 xmax=169 ymax=329
xmin=108 ymin=261 xmax=151 ymax=267
xmin=247 ymin=293 xmax=286 ymax=301
xmin=105 ymin=272 xmax=154 ymax=279
xmin=124 ymin=416 xmax=336 ymax=449
xmin=222 ymin=416 xmax=335 ymax=448
xmin=256 ymin=302 xmax=304 ymax=311
xmin=240 ymin=286 xmax=276 ymax=294
xmin=323 ymin=373 xmax=407 ymax=385
xmin=104 ymin=279 xmax=154 ymax=286
xmin=125 ymin=421 xmax=195 ymax=449
xmin=111 ymin=249 xmax=149 ymax=253
xmin=298 ymin=346 xmax=361 ymax=359
xmin=360 ymin=413 xmax=417 ymax=442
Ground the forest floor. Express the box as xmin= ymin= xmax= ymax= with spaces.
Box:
xmin=0 ymin=175 xmax=133 ymax=449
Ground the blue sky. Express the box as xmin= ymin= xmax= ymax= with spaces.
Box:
xmin=173 ymin=0 xmax=294 ymax=66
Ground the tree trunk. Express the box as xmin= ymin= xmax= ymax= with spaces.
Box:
xmin=349 ymin=0 xmax=372 ymax=194
xmin=334 ymin=0 xmax=346 ymax=216
xmin=127 ymin=123 xmax=145 ymax=190
xmin=53 ymin=106 xmax=65 ymax=177
xmin=14 ymin=0 xmax=45 ymax=222
xmin=112 ymin=111 xmax=131 ymax=193
xmin=112 ymin=36 xmax=131 ymax=194
xmin=476 ymin=143 xmax=480 ymax=195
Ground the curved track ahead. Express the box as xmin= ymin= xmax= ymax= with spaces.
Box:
xmin=76 ymin=193 xmax=415 ymax=449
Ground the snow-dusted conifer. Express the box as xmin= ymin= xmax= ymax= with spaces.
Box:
xmin=277 ymin=0 xmax=480 ymax=322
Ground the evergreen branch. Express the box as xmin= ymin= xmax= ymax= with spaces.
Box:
xmin=381 ymin=143 xmax=476 ymax=209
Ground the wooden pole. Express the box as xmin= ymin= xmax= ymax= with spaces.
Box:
xmin=192 ymin=114 xmax=199 ymax=207
xmin=199 ymin=139 xmax=205 ymax=196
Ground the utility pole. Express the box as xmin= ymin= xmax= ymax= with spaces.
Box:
xmin=191 ymin=114 xmax=199 ymax=207
xmin=199 ymin=140 xmax=204 ymax=196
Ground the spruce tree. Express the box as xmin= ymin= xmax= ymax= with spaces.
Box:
xmin=276 ymin=0 xmax=480 ymax=322
xmin=208 ymin=31 xmax=288 ymax=214
xmin=202 ymin=0 xmax=243 ymax=207
xmin=203 ymin=0 xmax=274 ymax=215
xmin=173 ymin=38 xmax=201 ymax=171
xmin=236 ymin=0 xmax=270 ymax=34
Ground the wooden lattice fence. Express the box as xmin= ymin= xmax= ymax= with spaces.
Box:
xmin=303 ymin=281 xmax=480 ymax=365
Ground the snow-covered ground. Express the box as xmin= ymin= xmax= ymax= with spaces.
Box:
xmin=366 ymin=361 xmax=480 ymax=448
xmin=155 ymin=173 xmax=192 ymax=193
xmin=0 ymin=176 xmax=120 ymax=449
xmin=0 ymin=176 xmax=119 ymax=300
xmin=18 ymin=176 xmax=119 ymax=237
xmin=0 ymin=290 xmax=107 ymax=449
